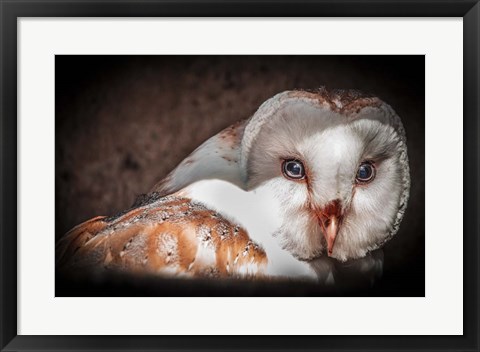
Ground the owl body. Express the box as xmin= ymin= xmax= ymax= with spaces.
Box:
xmin=57 ymin=88 xmax=409 ymax=284
xmin=178 ymin=178 xmax=319 ymax=280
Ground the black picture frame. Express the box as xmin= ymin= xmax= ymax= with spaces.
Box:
xmin=1 ymin=1 xmax=478 ymax=351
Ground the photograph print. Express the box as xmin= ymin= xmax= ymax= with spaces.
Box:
xmin=55 ymin=55 xmax=425 ymax=296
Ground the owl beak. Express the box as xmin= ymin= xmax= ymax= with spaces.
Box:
xmin=316 ymin=200 xmax=342 ymax=257
xmin=323 ymin=216 xmax=339 ymax=256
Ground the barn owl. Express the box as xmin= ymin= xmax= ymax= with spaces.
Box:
xmin=56 ymin=88 xmax=410 ymax=284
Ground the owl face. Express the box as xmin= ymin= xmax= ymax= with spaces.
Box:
xmin=244 ymin=91 xmax=409 ymax=261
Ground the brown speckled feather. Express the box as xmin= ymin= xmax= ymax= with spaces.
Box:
xmin=56 ymin=195 xmax=267 ymax=278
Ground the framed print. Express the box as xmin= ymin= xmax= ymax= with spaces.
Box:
xmin=1 ymin=1 xmax=479 ymax=351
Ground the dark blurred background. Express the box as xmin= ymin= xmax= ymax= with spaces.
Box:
xmin=55 ymin=55 xmax=424 ymax=296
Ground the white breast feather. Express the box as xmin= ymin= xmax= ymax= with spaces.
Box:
xmin=179 ymin=179 xmax=318 ymax=280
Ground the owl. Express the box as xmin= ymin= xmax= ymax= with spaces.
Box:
xmin=56 ymin=88 xmax=410 ymax=284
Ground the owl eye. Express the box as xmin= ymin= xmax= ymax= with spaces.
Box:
xmin=356 ymin=162 xmax=376 ymax=183
xmin=282 ymin=159 xmax=305 ymax=180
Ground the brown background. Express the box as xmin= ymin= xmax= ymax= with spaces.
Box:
xmin=56 ymin=55 xmax=425 ymax=295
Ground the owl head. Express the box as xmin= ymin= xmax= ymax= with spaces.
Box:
xmin=240 ymin=88 xmax=410 ymax=262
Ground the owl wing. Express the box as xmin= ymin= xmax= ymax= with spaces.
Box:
xmin=56 ymin=195 xmax=267 ymax=279
xmin=151 ymin=119 xmax=247 ymax=196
